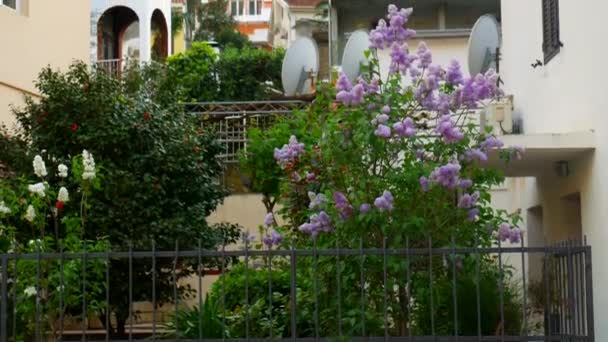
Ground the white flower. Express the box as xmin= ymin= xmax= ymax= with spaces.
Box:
xmin=57 ymin=187 xmax=69 ymax=202
xmin=82 ymin=150 xmax=96 ymax=180
xmin=25 ymin=205 xmax=36 ymax=222
xmin=24 ymin=286 xmax=37 ymax=297
xmin=57 ymin=164 xmax=68 ymax=178
xmin=0 ymin=201 xmax=10 ymax=214
xmin=33 ymin=155 xmax=47 ymax=178
xmin=27 ymin=182 xmax=46 ymax=197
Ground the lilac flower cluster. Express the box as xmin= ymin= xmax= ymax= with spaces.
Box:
xmin=480 ymin=135 xmax=504 ymax=150
xmin=336 ymin=73 xmax=364 ymax=106
xmin=358 ymin=76 xmax=380 ymax=95
xmin=274 ymin=135 xmax=305 ymax=168
xmin=371 ymin=107 xmax=392 ymax=139
xmin=446 ymin=60 xmax=464 ymax=86
xmin=497 ymin=223 xmax=522 ymax=244
xmin=429 ymin=161 xmax=462 ymax=189
xmin=264 ymin=212 xmax=275 ymax=227
xmin=463 ymin=148 xmax=488 ymax=163
xmin=393 ymin=117 xmax=416 ymax=137
xmin=374 ymin=190 xmax=394 ymax=211
xmin=360 ymin=203 xmax=371 ymax=213
xmin=458 ymin=192 xmax=481 ymax=222
xmin=369 ymin=5 xmax=416 ymax=49
xmin=308 ymin=192 xmax=328 ymax=209
xmin=436 ymin=115 xmax=463 ymax=144
xmin=452 ymin=69 xmax=501 ymax=108
xmin=299 ymin=211 xmax=333 ymax=237
xmin=263 ymin=229 xmax=283 ymax=248
xmin=334 ymin=191 xmax=354 ymax=219
xmin=389 ymin=43 xmax=416 ymax=75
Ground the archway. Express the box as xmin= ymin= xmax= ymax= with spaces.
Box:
xmin=97 ymin=6 xmax=139 ymax=75
xmin=151 ymin=9 xmax=169 ymax=61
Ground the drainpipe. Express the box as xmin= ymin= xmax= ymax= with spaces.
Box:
xmin=328 ymin=0 xmax=332 ymax=82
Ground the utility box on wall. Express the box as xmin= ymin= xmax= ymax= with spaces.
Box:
xmin=482 ymin=95 xmax=514 ymax=136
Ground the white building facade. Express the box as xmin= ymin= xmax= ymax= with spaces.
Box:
xmin=496 ymin=0 xmax=606 ymax=338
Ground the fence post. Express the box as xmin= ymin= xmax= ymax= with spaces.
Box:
xmin=584 ymin=246 xmax=595 ymax=341
xmin=1 ymin=256 xmax=7 ymax=342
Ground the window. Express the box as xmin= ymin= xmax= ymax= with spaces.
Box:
xmin=237 ymin=0 xmax=243 ymax=15
xmin=249 ymin=0 xmax=255 ymax=15
xmin=542 ymin=0 xmax=561 ymax=64
xmin=2 ymin=0 xmax=17 ymax=10
xmin=257 ymin=0 xmax=262 ymax=15
xmin=230 ymin=0 xmax=238 ymax=15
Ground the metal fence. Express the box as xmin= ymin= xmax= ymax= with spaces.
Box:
xmin=0 ymin=238 xmax=594 ymax=342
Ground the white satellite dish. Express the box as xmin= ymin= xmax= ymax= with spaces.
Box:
xmin=341 ymin=30 xmax=369 ymax=83
xmin=467 ymin=14 xmax=501 ymax=76
xmin=281 ymin=37 xmax=319 ymax=96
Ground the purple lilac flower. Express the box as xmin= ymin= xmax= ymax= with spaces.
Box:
xmin=366 ymin=103 xmax=377 ymax=112
xmin=435 ymin=94 xmax=451 ymax=114
xmin=420 ymin=176 xmax=429 ymax=192
xmin=333 ymin=191 xmax=354 ymax=219
xmin=382 ymin=105 xmax=391 ymax=114
xmin=360 ymin=203 xmax=371 ymax=213
xmin=459 ymin=179 xmax=473 ymax=189
xmin=452 ymin=69 xmax=501 ymax=108
xmin=393 ymin=117 xmax=416 ymax=137
xmin=409 ymin=66 xmax=421 ymax=79
xmin=498 ymin=223 xmax=511 ymax=242
xmin=464 ymin=148 xmax=488 ymax=163
xmin=374 ymin=190 xmax=394 ymax=211
xmin=446 ymin=59 xmax=464 ymax=86
xmin=509 ymin=228 xmax=522 ymax=244
xmin=374 ymin=114 xmax=390 ymax=124
xmin=306 ymin=172 xmax=316 ymax=182
xmin=467 ymin=208 xmax=479 ymax=222
xmin=435 ymin=115 xmax=464 ymax=144
xmin=351 ymin=84 xmax=364 ymax=105
xmin=480 ymin=136 xmax=504 ymax=150
xmin=337 ymin=72 xmax=352 ymax=92
xmin=299 ymin=211 xmax=333 ymax=237
xmin=263 ymin=229 xmax=283 ymax=248
xmin=358 ymin=77 xmax=380 ymax=95
xmin=458 ymin=191 xmax=479 ymax=209
xmin=389 ymin=43 xmax=416 ymax=75
xmin=274 ymin=135 xmax=305 ymax=168
xmin=375 ymin=124 xmax=391 ymax=139
xmin=264 ymin=212 xmax=275 ymax=227
xmin=308 ymin=192 xmax=328 ymax=209
xmin=369 ymin=6 xmax=415 ymax=49
xmin=416 ymin=42 xmax=432 ymax=68
xmin=429 ymin=162 xmax=461 ymax=189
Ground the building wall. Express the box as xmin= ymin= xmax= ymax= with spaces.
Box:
xmin=500 ymin=0 xmax=608 ymax=338
xmin=0 ymin=0 xmax=90 ymax=126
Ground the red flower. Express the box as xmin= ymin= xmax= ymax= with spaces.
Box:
xmin=71 ymin=123 xmax=79 ymax=132
xmin=193 ymin=146 xmax=200 ymax=153
xmin=197 ymin=128 xmax=203 ymax=135
xmin=18 ymin=198 xmax=24 ymax=206
xmin=143 ymin=112 xmax=151 ymax=120
xmin=56 ymin=201 xmax=64 ymax=210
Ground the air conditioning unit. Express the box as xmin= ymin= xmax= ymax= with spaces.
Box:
xmin=482 ymin=95 xmax=514 ymax=135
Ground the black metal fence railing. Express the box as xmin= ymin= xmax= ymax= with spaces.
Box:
xmin=0 ymin=239 xmax=594 ymax=342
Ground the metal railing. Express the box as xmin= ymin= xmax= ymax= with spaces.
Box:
xmin=0 ymin=238 xmax=594 ymax=341
xmin=95 ymin=59 xmax=130 ymax=78
xmin=189 ymin=101 xmax=310 ymax=163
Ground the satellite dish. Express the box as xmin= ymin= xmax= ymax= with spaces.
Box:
xmin=467 ymin=14 xmax=501 ymax=76
xmin=281 ymin=37 xmax=319 ymax=96
xmin=341 ymin=30 xmax=369 ymax=83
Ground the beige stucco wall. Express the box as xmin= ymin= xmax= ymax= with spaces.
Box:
xmin=0 ymin=0 xmax=90 ymax=126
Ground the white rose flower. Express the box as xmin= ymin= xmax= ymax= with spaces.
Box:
xmin=0 ymin=201 xmax=10 ymax=214
xmin=25 ymin=205 xmax=36 ymax=222
xmin=82 ymin=150 xmax=96 ymax=180
xmin=57 ymin=187 xmax=69 ymax=202
xmin=33 ymin=155 xmax=47 ymax=178
xmin=57 ymin=164 xmax=68 ymax=178
xmin=27 ymin=182 xmax=46 ymax=197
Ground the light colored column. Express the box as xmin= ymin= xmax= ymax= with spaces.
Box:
xmin=139 ymin=10 xmax=152 ymax=63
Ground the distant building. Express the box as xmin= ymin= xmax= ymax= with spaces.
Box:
xmin=227 ymin=0 xmax=273 ymax=47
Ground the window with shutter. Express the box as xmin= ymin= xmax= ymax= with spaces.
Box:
xmin=542 ymin=0 xmax=561 ymax=64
